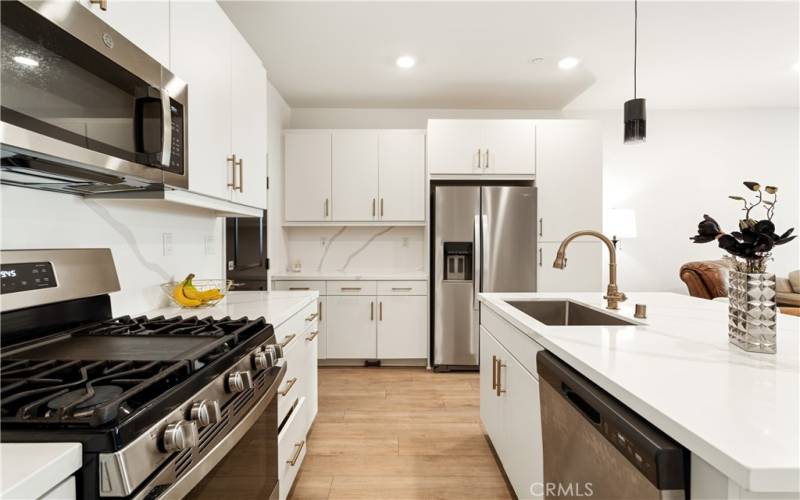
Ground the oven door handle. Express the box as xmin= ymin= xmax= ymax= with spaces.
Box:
xmin=140 ymin=363 xmax=287 ymax=500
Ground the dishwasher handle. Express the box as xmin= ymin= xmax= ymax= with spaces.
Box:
xmin=562 ymin=382 xmax=601 ymax=425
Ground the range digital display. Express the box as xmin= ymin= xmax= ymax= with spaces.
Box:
xmin=0 ymin=262 xmax=57 ymax=294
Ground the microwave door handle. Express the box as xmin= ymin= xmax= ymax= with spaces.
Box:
xmin=159 ymin=88 xmax=172 ymax=168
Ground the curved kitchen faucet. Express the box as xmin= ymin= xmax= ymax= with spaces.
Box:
xmin=552 ymin=230 xmax=627 ymax=310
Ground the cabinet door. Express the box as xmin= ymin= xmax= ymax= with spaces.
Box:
xmin=79 ymin=0 xmax=170 ymax=68
xmin=536 ymin=121 xmax=602 ymax=241
xmin=317 ymin=297 xmax=327 ymax=360
xmin=502 ymin=358 xmax=544 ymax=498
xmin=326 ymin=296 xmax=376 ymax=358
xmin=284 ymin=132 xmax=332 ymax=221
xmin=537 ymin=242 xmax=602 ymax=292
xmin=230 ymin=29 xmax=267 ymax=209
xmin=483 ymin=121 xmax=536 ymax=175
xmin=378 ymin=130 xmax=426 ymax=221
xmin=377 ymin=296 xmax=427 ymax=359
xmin=332 ymin=131 xmax=379 ymax=221
xmin=427 ymin=120 xmax=483 ymax=174
xmin=479 ymin=327 xmax=504 ymax=452
xmin=171 ymin=2 xmax=232 ymax=200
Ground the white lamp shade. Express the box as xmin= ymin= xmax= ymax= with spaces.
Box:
xmin=608 ymin=209 xmax=637 ymax=239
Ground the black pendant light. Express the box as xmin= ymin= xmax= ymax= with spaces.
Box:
xmin=624 ymin=0 xmax=646 ymax=143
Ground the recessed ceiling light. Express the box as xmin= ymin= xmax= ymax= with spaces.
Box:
xmin=530 ymin=57 xmax=545 ymax=64
xmin=395 ymin=55 xmax=416 ymax=69
xmin=13 ymin=55 xmax=39 ymax=67
xmin=558 ymin=57 xmax=580 ymax=70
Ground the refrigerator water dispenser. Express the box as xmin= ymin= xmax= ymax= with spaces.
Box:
xmin=443 ymin=242 xmax=472 ymax=281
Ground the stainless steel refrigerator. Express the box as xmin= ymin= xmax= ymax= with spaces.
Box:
xmin=432 ymin=184 xmax=537 ymax=371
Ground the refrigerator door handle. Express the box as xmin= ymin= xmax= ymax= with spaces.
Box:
xmin=481 ymin=213 xmax=489 ymax=292
xmin=473 ymin=214 xmax=481 ymax=310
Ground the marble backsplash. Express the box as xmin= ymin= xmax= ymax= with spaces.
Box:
xmin=281 ymin=226 xmax=425 ymax=275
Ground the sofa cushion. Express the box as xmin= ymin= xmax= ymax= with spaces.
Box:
xmin=789 ymin=270 xmax=800 ymax=293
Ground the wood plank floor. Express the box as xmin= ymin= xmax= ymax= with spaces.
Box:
xmin=289 ymin=367 xmax=514 ymax=500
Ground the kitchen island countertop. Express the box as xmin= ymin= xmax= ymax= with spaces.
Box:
xmin=478 ymin=291 xmax=799 ymax=494
xmin=0 ymin=442 xmax=82 ymax=499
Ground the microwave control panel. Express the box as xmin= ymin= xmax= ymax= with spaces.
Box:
xmin=167 ymin=99 xmax=185 ymax=175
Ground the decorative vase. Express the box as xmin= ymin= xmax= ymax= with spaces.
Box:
xmin=727 ymin=270 xmax=777 ymax=353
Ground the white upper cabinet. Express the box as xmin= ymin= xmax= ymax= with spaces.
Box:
xmin=230 ymin=29 xmax=267 ymax=209
xmin=171 ymin=1 xmax=233 ymax=201
xmin=79 ymin=0 xmax=170 ymax=68
xmin=284 ymin=132 xmax=332 ymax=221
xmin=332 ymin=131 xmax=379 ymax=222
xmin=378 ymin=130 xmax=426 ymax=222
xmin=284 ymin=130 xmax=426 ymax=224
xmin=427 ymin=120 xmax=535 ymax=175
xmin=536 ymin=120 xmax=602 ymax=242
xmin=427 ymin=120 xmax=484 ymax=174
xmin=483 ymin=121 xmax=536 ymax=174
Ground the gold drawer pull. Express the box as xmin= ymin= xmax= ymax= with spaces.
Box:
xmin=287 ymin=440 xmax=305 ymax=465
xmin=279 ymin=334 xmax=296 ymax=349
xmin=391 ymin=287 xmax=413 ymax=291
xmin=306 ymin=331 xmax=319 ymax=341
xmin=305 ymin=312 xmax=319 ymax=321
xmin=341 ymin=287 xmax=362 ymax=291
xmin=279 ymin=377 xmax=298 ymax=397
xmin=289 ymin=287 xmax=310 ymax=291
xmin=496 ymin=359 xmax=506 ymax=397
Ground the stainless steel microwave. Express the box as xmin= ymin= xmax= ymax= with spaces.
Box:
xmin=0 ymin=0 xmax=188 ymax=194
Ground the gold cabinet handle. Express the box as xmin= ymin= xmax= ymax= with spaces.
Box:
xmin=289 ymin=287 xmax=310 ymax=291
xmin=236 ymin=157 xmax=244 ymax=192
xmin=370 ymin=301 xmax=374 ymax=320
xmin=319 ymin=301 xmax=323 ymax=321
xmin=380 ymin=198 xmax=384 ymax=217
xmin=476 ymin=148 xmax=482 ymax=169
xmin=279 ymin=377 xmax=298 ymax=397
xmin=226 ymin=154 xmax=237 ymax=188
xmin=379 ymin=301 xmax=383 ymax=321
xmin=305 ymin=312 xmax=319 ymax=322
xmin=391 ymin=287 xmax=413 ymax=291
xmin=491 ymin=355 xmax=498 ymax=390
xmin=279 ymin=334 xmax=296 ymax=349
xmin=372 ymin=198 xmax=376 ymax=217
xmin=306 ymin=330 xmax=319 ymax=341
xmin=324 ymin=198 xmax=329 ymax=218
xmin=90 ymin=0 xmax=108 ymax=10
xmin=287 ymin=440 xmax=305 ymax=465
xmin=341 ymin=287 xmax=362 ymax=291
xmin=538 ymin=248 xmax=543 ymax=267
xmin=484 ymin=149 xmax=490 ymax=169
xmin=496 ymin=360 xmax=506 ymax=396
xmin=538 ymin=217 xmax=543 ymax=237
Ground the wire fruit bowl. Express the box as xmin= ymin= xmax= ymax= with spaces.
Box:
xmin=161 ymin=279 xmax=233 ymax=308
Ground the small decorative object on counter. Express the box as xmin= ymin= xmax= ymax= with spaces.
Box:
xmin=634 ymin=304 xmax=647 ymax=319
xmin=690 ymin=181 xmax=796 ymax=353
xmin=162 ymin=274 xmax=232 ymax=308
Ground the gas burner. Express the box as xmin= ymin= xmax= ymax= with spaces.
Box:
xmin=46 ymin=385 xmax=124 ymax=418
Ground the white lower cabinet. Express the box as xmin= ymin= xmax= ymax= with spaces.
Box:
xmin=326 ymin=295 xmax=377 ymax=358
xmin=316 ymin=297 xmax=327 ymax=360
xmin=377 ymin=295 xmax=427 ymax=358
xmin=278 ymin=397 xmax=308 ymax=500
xmin=480 ymin=326 xmax=544 ymax=499
xmin=40 ymin=476 xmax=76 ymax=500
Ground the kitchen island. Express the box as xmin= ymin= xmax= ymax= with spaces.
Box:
xmin=478 ymin=292 xmax=799 ymax=500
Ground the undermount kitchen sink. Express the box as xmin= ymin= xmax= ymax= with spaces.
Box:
xmin=505 ymin=300 xmax=637 ymax=326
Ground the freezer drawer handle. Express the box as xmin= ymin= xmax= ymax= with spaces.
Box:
xmin=562 ymin=382 xmax=601 ymax=425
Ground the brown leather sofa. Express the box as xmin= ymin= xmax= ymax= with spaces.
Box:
xmin=679 ymin=260 xmax=730 ymax=300
xmin=680 ymin=260 xmax=800 ymax=317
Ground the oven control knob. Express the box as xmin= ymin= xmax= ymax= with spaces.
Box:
xmin=252 ymin=351 xmax=271 ymax=370
xmin=227 ymin=371 xmax=254 ymax=393
xmin=189 ymin=400 xmax=221 ymax=427
xmin=161 ymin=420 xmax=198 ymax=453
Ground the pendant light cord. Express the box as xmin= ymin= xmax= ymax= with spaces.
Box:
xmin=634 ymin=0 xmax=638 ymax=99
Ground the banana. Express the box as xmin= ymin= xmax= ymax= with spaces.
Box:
xmin=173 ymin=281 xmax=202 ymax=307
xmin=199 ymin=288 xmax=224 ymax=301
xmin=181 ymin=274 xmax=204 ymax=301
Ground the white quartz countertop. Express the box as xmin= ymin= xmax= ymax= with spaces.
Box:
xmin=139 ymin=290 xmax=318 ymax=327
xmin=478 ymin=292 xmax=799 ymax=493
xmin=272 ymin=272 xmax=427 ymax=281
xmin=0 ymin=443 xmax=82 ymax=499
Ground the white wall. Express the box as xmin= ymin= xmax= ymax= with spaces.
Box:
xmin=267 ymin=81 xmax=292 ymax=281
xmin=290 ymin=106 xmax=800 ymax=292
xmin=0 ymin=186 xmax=224 ymax=315
xmin=566 ymin=108 xmax=800 ymax=292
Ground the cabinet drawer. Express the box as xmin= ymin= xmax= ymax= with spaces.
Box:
xmin=480 ymin=304 xmax=544 ymax=379
xmin=273 ymin=280 xmax=327 ymax=294
xmin=277 ymin=332 xmax=305 ymax=424
xmin=275 ymin=300 xmax=318 ymax=346
xmin=327 ymin=280 xmax=377 ymax=295
xmin=278 ymin=397 xmax=308 ymax=500
xmin=377 ymin=280 xmax=428 ymax=295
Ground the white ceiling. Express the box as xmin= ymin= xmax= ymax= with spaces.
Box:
xmin=220 ymin=1 xmax=799 ymax=110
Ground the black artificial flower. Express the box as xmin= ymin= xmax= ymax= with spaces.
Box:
xmin=690 ymin=215 xmax=723 ymax=243
xmin=743 ymin=181 xmax=761 ymax=191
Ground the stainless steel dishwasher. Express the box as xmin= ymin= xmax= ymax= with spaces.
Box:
xmin=537 ymin=351 xmax=688 ymax=500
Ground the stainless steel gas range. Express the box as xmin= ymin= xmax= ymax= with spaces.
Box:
xmin=0 ymin=249 xmax=286 ymax=499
